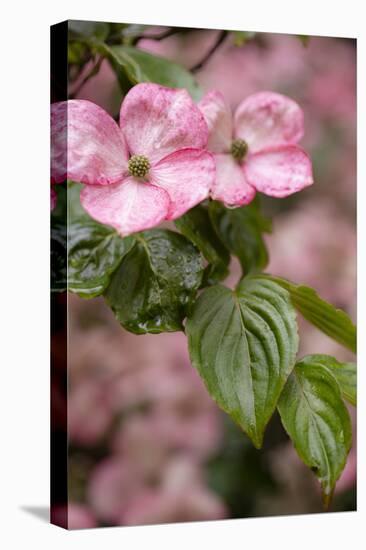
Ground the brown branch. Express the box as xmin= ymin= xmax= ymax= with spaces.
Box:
xmin=190 ymin=30 xmax=228 ymax=73
xmin=131 ymin=28 xmax=183 ymax=45
xmin=69 ymin=56 xmax=103 ymax=98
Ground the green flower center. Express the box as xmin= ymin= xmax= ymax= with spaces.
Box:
xmin=128 ymin=155 xmax=150 ymax=178
xmin=230 ymin=139 xmax=248 ymax=162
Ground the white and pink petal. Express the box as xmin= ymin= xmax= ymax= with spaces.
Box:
xmin=151 ymin=148 xmax=215 ymax=220
xmin=198 ymin=90 xmax=233 ymax=153
xmin=66 ymin=100 xmax=129 ymax=185
xmin=211 ymin=154 xmax=256 ymax=207
xmin=80 ymin=177 xmax=170 ymax=236
xmin=120 ymin=83 xmax=208 ymax=164
xmin=244 ymin=145 xmax=313 ymax=198
xmin=234 ymin=91 xmax=304 ymax=153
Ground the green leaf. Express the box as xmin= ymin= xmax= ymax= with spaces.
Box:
xmin=66 ymin=181 xmax=135 ymax=298
xmin=258 ymin=275 xmax=357 ymax=353
xmin=68 ymin=220 xmax=135 ymax=298
xmin=68 ymin=41 xmax=88 ymax=66
xmin=104 ymin=229 xmax=203 ymax=334
xmin=51 ymin=185 xmax=67 ymax=293
xmin=209 ymin=199 xmax=271 ymax=275
xmin=175 ymin=205 xmax=230 ymax=285
xmin=51 ymin=217 xmax=67 ymax=292
xmin=186 ymin=276 xmax=299 ymax=448
xmin=102 ymin=44 xmax=202 ymax=99
xmin=298 ymin=355 xmax=356 ymax=406
xmin=278 ymin=357 xmax=352 ymax=506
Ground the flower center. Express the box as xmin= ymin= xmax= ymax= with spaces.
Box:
xmin=230 ymin=139 xmax=248 ymax=163
xmin=128 ymin=155 xmax=150 ymax=178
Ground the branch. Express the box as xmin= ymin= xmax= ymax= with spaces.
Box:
xmin=190 ymin=31 xmax=228 ymax=73
xmin=69 ymin=56 xmax=103 ymax=98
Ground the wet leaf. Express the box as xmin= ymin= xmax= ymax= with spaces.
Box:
xmin=175 ymin=204 xmax=230 ymax=285
xmin=209 ymin=199 xmax=271 ymax=275
xmin=258 ymin=275 xmax=356 ymax=353
xmin=186 ymin=276 xmax=298 ymax=447
xmin=104 ymin=229 xmax=203 ymax=334
xmin=278 ymin=356 xmax=352 ymax=506
xmin=297 ymin=355 xmax=356 ymax=407
xmin=68 ymin=219 xmax=135 ymax=298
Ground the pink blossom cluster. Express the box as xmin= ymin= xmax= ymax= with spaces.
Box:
xmin=266 ymin=200 xmax=356 ymax=314
xmin=51 ymin=82 xmax=313 ymax=234
xmin=137 ymin=32 xmax=356 ymax=206
xmin=66 ymin=314 xmax=226 ymax=528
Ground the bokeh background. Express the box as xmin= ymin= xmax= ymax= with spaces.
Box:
xmin=62 ymin=26 xmax=356 ymax=529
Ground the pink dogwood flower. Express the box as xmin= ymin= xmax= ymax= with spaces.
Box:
xmin=52 ymin=83 xmax=215 ymax=235
xmin=198 ymin=90 xmax=313 ymax=206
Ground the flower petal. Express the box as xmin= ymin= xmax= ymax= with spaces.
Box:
xmin=51 ymin=102 xmax=67 ymax=183
xmin=151 ymin=149 xmax=214 ymax=220
xmin=198 ymin=90 xmax=233 ymax=153
xmin=120 ymin=83 xmax=208 ymax=164
xmin=244 ymin=145 xmax=313 ymax=197
xmin=66 ymin=100 xmax=129 ymax=185
xmin=211 ymin=154 xmax=256 ymax=207
xmin=80 ymin=178 xmax=170 ymax=236
xmin=234 ymin=91 xmax=304 ymax=152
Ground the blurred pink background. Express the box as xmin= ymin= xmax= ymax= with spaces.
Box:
xmin=64 ymin=27 xmax=356 ymax=528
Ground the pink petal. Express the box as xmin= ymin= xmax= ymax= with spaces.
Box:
xmin=50 ymin=187 xmax=57 ymax=211
xmin=234 ymin=91 xmax=304 ymax=153
xmin=211 ymin=154 xmax=256 ymax=207
xmin=66 ymin=100 xmax=129 ymax=185
xmin=198 ymin=90 xmax=233 ymax=153
xmin=120 ymin=83 xmax=208 ymax=164
xmin=151 ymin=148 xmax=215 ymax=220
xmin=51 ymin=102 xmax=67 ymax=183
xmin=80 ymin=177 xmax=170 ymax=236
xmin=244 ymin=145 xmax=313 ymax=198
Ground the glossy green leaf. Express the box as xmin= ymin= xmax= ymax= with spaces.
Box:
xmin=298 ymin=355 xmax=356 ymax=406
xmin=258 ymin=275 xmax=357 ymax=353
xmin=186 ymin=276 xmax=299 ymax=448
xmin=51 ymin=217 xmax=67 ymax=293
xmin=175 ymin=205 xmax=230 ymax=285
xmin=278 ymin=357 xmax=352 ymax=506
xmin=104 ymin=229 xmax=203 ymax=334
xmin=51 ymin=183 xmax=67 ymax=219
xmin=103 ymin=44 xmax=202 ymax=99
xmin=66 ymin=182 xmax=135 ymax=298
xmin=209 ymin=199 xmax=271 ymax=275
xmin=68 ymin=220 xmax=135 ymax=298
xmin=51 ymin=185 xmax=67 ymax=293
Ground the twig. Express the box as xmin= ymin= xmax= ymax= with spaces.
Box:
xmin=131 ymin=28 xmax=183 ymax=45
xmin=70 ymin=56 xmax=103 ymax=98
xmin=190 ymin=30 xmax=228 ymax=72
